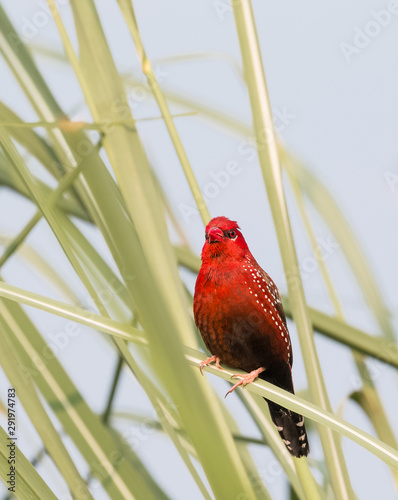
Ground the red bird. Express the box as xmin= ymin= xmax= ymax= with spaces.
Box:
xmin=193 ymin=216 xmax=309 ymax=458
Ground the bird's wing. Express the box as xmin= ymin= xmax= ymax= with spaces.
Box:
xmin=260 ymin=270 xmax=293 ymax=365
xmin=261 ymin=270 xmax=287 ymax=327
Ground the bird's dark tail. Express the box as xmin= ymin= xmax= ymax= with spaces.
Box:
xmin=260 ymin=363 xmax=309 ymax=458
xmin=267 ymin=400 xmax=309 ymax=457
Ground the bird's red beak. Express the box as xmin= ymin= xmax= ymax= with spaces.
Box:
xmin=208 ymin=227 xmax=224 ymax=243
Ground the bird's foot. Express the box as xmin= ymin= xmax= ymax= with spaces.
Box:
xmin=199 ymin=355 xmax=223 ymax=375
xmin=225 ymin=367 xmax=265 ymax=398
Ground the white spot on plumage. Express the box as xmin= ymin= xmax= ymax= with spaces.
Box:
xmin=299 ymin=434 xmax=306 ymax=441
xmin=296 ymin=420 xmax=304 ymax=427
xmin=277 ymin=426 xmax=283 ymax=431
xmin=301 ymin=443 xmax=307 ymax=448
xmin=283 ymin=439 xmax=291 ymax=445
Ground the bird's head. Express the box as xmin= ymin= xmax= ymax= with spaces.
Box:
xmin=201 ymin=216 xmax=250 ymax=262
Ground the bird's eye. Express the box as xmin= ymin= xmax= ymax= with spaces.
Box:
xmin=228 ymin=230 xmax=237 ymax=239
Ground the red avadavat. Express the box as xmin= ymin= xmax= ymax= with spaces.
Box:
xmin=194 ymin=216 xmax=309 ymax=457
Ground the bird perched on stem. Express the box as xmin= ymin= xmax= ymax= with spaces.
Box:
xmin=193 ymin=216 xmax=309 ymax=458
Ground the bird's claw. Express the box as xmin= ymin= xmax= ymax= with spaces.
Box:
xmin=225 ymin=378 xmax=246 ymax=398
xmin=199 ymin=355 xmax=223 ymax=375
xmin=225 ymin=367 xmax=266 ymax=398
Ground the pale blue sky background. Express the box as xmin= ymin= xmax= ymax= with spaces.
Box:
xmin=0 ymin=0 xmax=398 ymax=499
